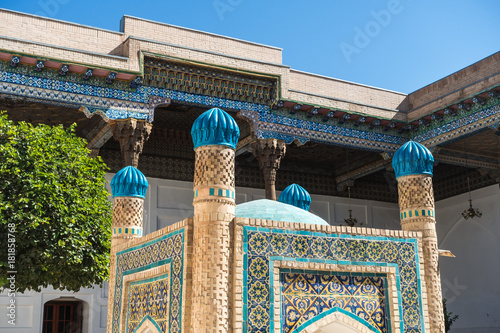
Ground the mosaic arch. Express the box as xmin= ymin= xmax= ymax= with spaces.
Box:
xmin=297 ymin=307 xmax=380 ymax=333
xmin=133 ymin=316 xmax=162 ymax=333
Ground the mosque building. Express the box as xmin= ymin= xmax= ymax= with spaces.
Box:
xmin=0 ymin=8 xmax=498 ymax=333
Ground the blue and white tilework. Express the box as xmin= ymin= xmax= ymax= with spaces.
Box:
xmin=113 ymin=229 xmax=185 ymax=333
xmin=243 ymin=227 xmax=424 ymax=333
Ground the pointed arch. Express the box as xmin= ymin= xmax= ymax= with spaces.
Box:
xmin=132 ymin=315 xmax=162 ymax=333
xmin=295 ymin=307 xmax=379 ymax=333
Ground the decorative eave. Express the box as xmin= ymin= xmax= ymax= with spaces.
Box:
xmin=270 ymin=86 xmax=500 ymax=138
xmin=0 ymin=49 xmax=141 ymax=88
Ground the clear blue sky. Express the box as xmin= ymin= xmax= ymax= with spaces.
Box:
xmin=2 ymin=0 xmax=499 ymax=93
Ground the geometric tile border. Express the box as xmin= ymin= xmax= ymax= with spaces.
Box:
xmin=243 ymin=227 xmax=427 ymax=333
xmin=121 ymin=265 xmax=171 ymax=333
xmin=112 ymin=228 xmax=185 ymax=333
xmin=273 ymin=261 xmax=397 ymax=333
xmin=2 ymin=60 xmax=499 ymax=153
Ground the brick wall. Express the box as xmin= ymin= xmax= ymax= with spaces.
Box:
xmin=407 ymin=51 xmax=500 ymax=120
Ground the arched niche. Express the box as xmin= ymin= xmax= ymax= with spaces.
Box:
xmin=133 ymin=315 xmax=162 ymax=333
xmin=296 ymin=308 xmax=378 ymax=333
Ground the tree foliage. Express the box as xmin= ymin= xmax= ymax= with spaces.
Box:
xmin=443 ymin=298 xmax=459 ymax=332
xmin=0 ymin=112 xmax=112 ymax=292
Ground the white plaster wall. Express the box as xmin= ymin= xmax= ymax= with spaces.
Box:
xmin=435 ymin=184 xmax=500 ymax=333
xmin=0 ymin=285 xmax=108 ymax=332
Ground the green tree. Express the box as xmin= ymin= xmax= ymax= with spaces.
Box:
xmin=0 ymin=112 xmax=112 ymax=292
xmin=444 ymin=298 xmax=459 ymax=332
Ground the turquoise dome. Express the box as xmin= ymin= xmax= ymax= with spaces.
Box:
xmin=278 ymin=184 xmax=311 ymax=211
xmin=235 ymin=199 xmax=329 ymax=225
xmin=191 ymin=108 xmax=240 ymax=149
xmin=111 ymin=166 xmax=148 ymax=198
xmin=392 ymin=141 xmax=434 ymax=179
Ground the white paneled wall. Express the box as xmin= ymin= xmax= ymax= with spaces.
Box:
xmin=436 ymin=185 xmax=500 ymax=333
xmin=135 ymin=175 xmax=401 ymax=233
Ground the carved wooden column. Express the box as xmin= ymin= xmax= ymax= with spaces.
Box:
xmin=110 ymin=118 xmax=152 ymax=167
xmin=250 ymin=138 xmax=286 ymax=200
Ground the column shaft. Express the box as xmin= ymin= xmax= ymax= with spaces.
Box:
xmin=397 ymin=174 xmax=445 ymax=333
xmin=106 ymin=196 xmax=144 ymax=333
xmin=192 ymin=145 xmax=235 ymax=332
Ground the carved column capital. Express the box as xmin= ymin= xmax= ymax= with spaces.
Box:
xmin=250 ymin=138 xmax=286 ymax=200
xmin=110 ymin=118 xmax=152 ymax=167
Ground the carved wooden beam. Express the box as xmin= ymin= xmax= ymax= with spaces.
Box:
xmin=335 ymin=156 xmax=392 ymax=191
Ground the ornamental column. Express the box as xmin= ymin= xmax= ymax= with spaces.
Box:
xmin=110 ymin=118 xmax=152 ymax=167
xmin=250 ymin=138 xmax=286 ymax=200
xmin=106 ymin=166 xmax=148 ymax=333
xmin=392 ymin=141 xmax=445 ymax=333
xmin=190 ymin=108 xmax=240 ymax=332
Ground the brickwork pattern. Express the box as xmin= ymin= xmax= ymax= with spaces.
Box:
xmin=112 ymin=197 xmax=144 ymax=228
xmin=397 ymin=174 xmax=445 ymax=333
xmin=397 ymin=176 xmax=435 ymax=211
xmin=192 ymin=220 xmax=232 ymax=333
xmin=194 ymin=146 xmax=235 ymax=188
xmin=192 ymin=144 xmax=236 ymax=332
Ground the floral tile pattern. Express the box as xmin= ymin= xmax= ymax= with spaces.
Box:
xmin=127 ymin=274 xmax=170 ymax=332
xmin=113 ymin=229 xmax=184 ymax=333
xmin=244 ymin=227 xmax=423 ymax=333
xmin=281 ymin=272 xmax=388 ymax=333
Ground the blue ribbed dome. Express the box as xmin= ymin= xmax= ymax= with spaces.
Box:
xmin=191 ymin=108 xmax=240 ymax=149
xmin=392 ymin=141 xmax=434 ymax=178
xmin=278 ymin=184 xmax=311 ymax=211
xmin=111 ymin=166 xmax=148 ymax=198
xmin=236 ymin=199 xmax=329 ymax=225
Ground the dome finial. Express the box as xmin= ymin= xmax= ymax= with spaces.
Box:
xmin=392 ymin=141 xmax=434 ymax=178
xmin=278 ymin=184 xmax=311 ymax=211
xmin=191 ymin=108 xmax=240 ymax=149
xmin=110 ymin=166 xmax=148 ymax=198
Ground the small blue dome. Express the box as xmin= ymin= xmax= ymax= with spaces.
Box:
xmin=278 ymin=184 xmax=312 ymax=211
xmin=236 ymin=199 xmax=329 ymax=225
xmin=111 ymin=166 xmax=148 ymax=198
xmin=191 ymin=108 xmax=240 ymax=149
xmin=392 ymin=141 xmax=434 ymax=179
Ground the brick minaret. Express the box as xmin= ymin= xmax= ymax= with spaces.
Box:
xmin=106 ymin=166 xmax=148 ymax=332
xmin=392 ymin=141 xmax=445 ymax=333
xmin=190 ymin=108 xmax=240 ymax=332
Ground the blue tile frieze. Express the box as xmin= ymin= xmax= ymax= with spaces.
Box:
xmin=1 ymin=61 xmax=498 ymax=151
